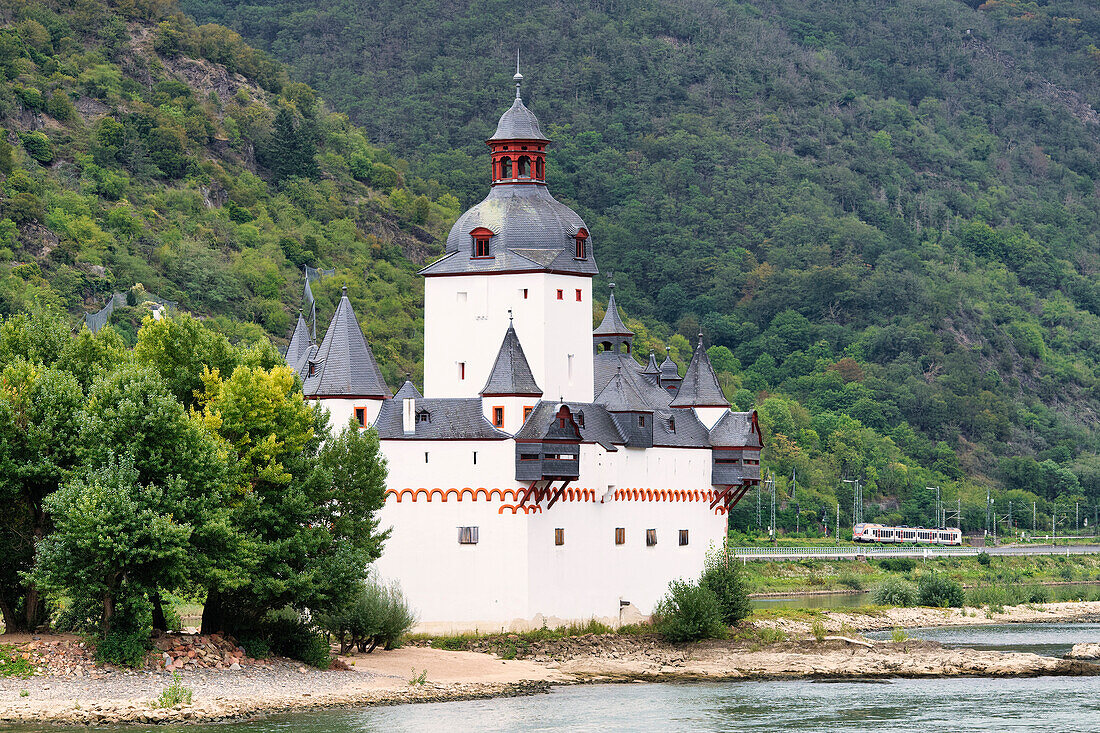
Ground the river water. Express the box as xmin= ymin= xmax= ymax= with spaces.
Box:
xmin=5 ymin=624 xmax=1100 ymax=733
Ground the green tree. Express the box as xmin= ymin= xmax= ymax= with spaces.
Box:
xmin=133 ymin=313 xmax=238 ymax=409
xmin=265 ymin=106 xmax=317 ymax=181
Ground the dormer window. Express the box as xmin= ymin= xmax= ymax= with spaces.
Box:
xmin=470 ymin=227 xmax=494 ymax=259
xmin=307 ymin=362 xmax=316 ymax=377
xmin=416 ymin=410 xmax=431 ymax=423
xmin=669 ymin=416 xmax=676 ymax=432
xmin=575 ymin=229 xmax=588 ymax=259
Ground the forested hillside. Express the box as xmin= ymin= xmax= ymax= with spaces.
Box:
xmin=0 ymin=0 xmax=464 ymax=383
xmin=176 ymin=0 xmax=1100 ymax=532
xmin=6 ymin=0 xmax=1100 ymax=533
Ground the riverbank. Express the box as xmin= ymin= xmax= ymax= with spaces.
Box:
xmin=4 ymin=601 xmax=1100 ymax=725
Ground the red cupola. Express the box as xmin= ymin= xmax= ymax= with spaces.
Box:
xmin=487 ymin=67 xmax=549 ymax=186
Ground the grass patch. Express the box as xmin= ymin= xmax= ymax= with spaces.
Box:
xmin=0 ymin=645 xmax=33 ymax=679
xmin=414 ymin=618 xmax=628 ymax=656
xmin=154 ymin=671 xmax=192 ymax=708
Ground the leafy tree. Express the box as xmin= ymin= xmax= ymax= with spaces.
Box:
xmin=264 ymin=106 xmax=317 ymax=181
xmin=132 ymin=313 xmax=238 ymax=409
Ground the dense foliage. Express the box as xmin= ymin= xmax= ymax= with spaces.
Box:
xmin=317 ymin=578 xmax=417 ymax=654
xmin=182 ymin=0 xmax=1100 ymax=530
xmin=651 ymin=578 xmax=728 ymax=643
xmin=0 ymin=308 xmax=389 ymax=669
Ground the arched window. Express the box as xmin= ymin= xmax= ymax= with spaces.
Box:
xmin=575 ymin=229 xmax=588 ymax=259
xmin=518 ymin=156 xmax=531 ymax=177
xmin=501 ymin=157 xmax=512 ymax=178
xmin=470 ymin=227 xmax=494 ymax=258
xmin=600 ymin=341 xmax=612 ymax=352
xmin=535 ymin=157 xmax=544 ymax=179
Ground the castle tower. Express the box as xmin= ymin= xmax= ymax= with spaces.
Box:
xmin=421 ymin=68 xmax=597 ymax=403
xmin=480 ymin=316 xmax=543 ymax=434
xmin=670 ymin=334 xmax=729 ymax=428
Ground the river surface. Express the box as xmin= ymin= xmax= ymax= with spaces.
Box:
xmin=751 ymin=582 xmax=1100 ymax=610
xmin=5 ymin=624 xmax=1100 ymax=733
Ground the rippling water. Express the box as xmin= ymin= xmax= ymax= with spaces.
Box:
xmin=867 ymin=622 xmax=1100 ymax=657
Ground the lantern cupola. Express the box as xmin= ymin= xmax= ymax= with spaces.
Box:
xmin=488 ymin=63 xmax=549 ymax=186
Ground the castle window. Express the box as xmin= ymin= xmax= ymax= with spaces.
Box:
xmin=575 ymin=232 xmax=587 ymax=259
xmin=536 ymin=157 xmax=544 ymax=179
xmin=575 ymin=288 xmax=582 ymax=302
xmin=638 ymin=415 xmax=646 ymax=428
xmin=518 ymin=155 xmax=531 ymax=177
xmin=458 ymin=362 xmax=465 ymax=380
xmin=473 ymin=451 xmax=477 ymax=465
xmin=417 ymin=410 xmax=431 ymax=423
xmin=424 ymin=451 xmax=429 ymax=463
xmin=577 ymin=411 xmax=585 ymax=428
xmin=554 ymin=528 xmax=565 ymax=546
xmin=557 ymin=289 xmax=563 ymax=300
xmin=492 ymin=406 xmax=504 ymax=427
xmin=354 ymin=407 xmax=366 ymax=428
xmin=523 ymin=288 xmax=529 ymax=299
xmin=668 ymin=416 xmax=676 ymax=432
xmin=458 ymin=526 xmax=479 ymax=545
xmin=473 ymin=237 xmax=490 ymax=257
xmin=559 ymin=417 xmax=567 ymax=428
xmin=646 ymin=529 xmax=658 ymax=547
xmin=615 ymin=527 xmax=626 ymax=545
xmin=520 ymin=452 xmax=539 ymax=461
xmin=307 ymin=362 xmax=316 ymax=377
xmin=501 ymin=157 xmax=512 ymax=178
xmin=679 ymin=530 xmax=689 ymax=546
xmin=523 ymin=406 xmax=533 ymax=421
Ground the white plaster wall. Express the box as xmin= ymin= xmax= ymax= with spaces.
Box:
xmin=423 ymin=273 xmax=593 ymax=402
xmin=313 ymin=397 xmax=383 ymax=433
xmin=481 ymin=395 xmax=538 ymax=435
xmin=693 ymin=406 xmax=729 ymax=430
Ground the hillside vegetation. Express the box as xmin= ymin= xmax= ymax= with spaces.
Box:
xmin=5 ymin=0 xmax=1100 ymax=533
xmin=0 ymin=0 xmax=466 ymax=383
xmin=179 ymin=0 xmax=1100 ymax=532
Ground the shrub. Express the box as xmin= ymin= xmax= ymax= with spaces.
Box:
xmin=242 ymin=608 xmax=331 ymax=668
xmin=0 ymin=645 xmax=33 ymax=678
xmin=317 ymin=579 xmax=417 ymax=654
xmin=700 ymin=555 xmax=751 ymax=626
xmin=976 ymin=551 xmax=991 ymax=566
xmin=872 ymin=577 xmax=918 ymax=607
xmin=155 ymin=671 xmax=192 ymax=708
xmin=95 ymin=628 xmax=150 ymax=667
xmin=18 ymin=131 xmax=53 ymax=164
xmin=965 ymin=585 xmax=1012 ymax=608
xmin=878 ymin=558 xmax=916 ymax=573
xmin=1024 ymin=585 xmax=1052 ymax=604
xmin=652 ymin=580 xmax=726 ymax=643
xmin=811 ymin=619 xmax=826 ymax=642
xmin=890 ymin=627 xmax=908 ymax=643
xmin=836 ymin=573 xmax=863 ymax=590
xmin=918 ymin=574 xmax=964 ymax=608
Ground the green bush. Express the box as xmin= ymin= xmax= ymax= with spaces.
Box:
xmin=917 ymin=574 xmax=964 ymax=608
xmin=240 ymin=608 xmax=331 ymax=668
xmin=700 ymin=557 xmax=751 ymax=626
xmin=965 ymin=584 xmax=1013 ymax=608
xmin=977 ymin=551 xmax=991 ymax=566
xmin=1024 ymin=585 xmax=1052 ymax=604
xmin=95 ymin=628 xmax=150 ymax=667
xmin=811 ymin=619 xmax=826 ymax=642
xmin=155 ymin=671 xmax=192 ymax=708
xmin=872 ymin=577 xmax=918 ymax=607
xmin=836 ymin=573 xmax=863 ymax=590
xmin=878 ymin=558 xmax=916 ymax=573
xmin=18 ymin=131 xmax=53 ymax=164
xmin=317 ymin=579 xmax=418 ymax=654
xmin=651 ymin=580 xmax=727 ymax=643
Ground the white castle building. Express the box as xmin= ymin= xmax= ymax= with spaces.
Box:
xmin=286 ymin=76 xmax=762 ymax=631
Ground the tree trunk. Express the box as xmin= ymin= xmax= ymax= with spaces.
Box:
xmin=200 ymin=588 xmax=224 ymax=635
xmin=102 ymin=593 xmax=115 ymax=635
xmin=23 ymin=587 xmax=43 ymax=632
xmin=0 ymin=596 xmax=20 ymax=634
xmin=151 ymin=591 xmax=167 ymax=633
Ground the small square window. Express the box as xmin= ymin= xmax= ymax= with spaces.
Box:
xmin=556 ymin=289 xmax=563 ymax=300
xmin=459 ymin=362 xmax=465 ymax=380
xmin=554 ymin=528 xmax=565 ymax=546
xmin=492 ymin=406 xmax=504 ymax=427
xmin=523 ymin=406 xmax=533 ymax=421
xmin=615 ymin=527 xmax=626 ymax=545
xmin=458 ymin=526 xmax=479 ymax=544
xmin=523 ymin=288 xmax=529 ymax=299
xmin=638 ymin=415 xmax=646 ymax=427
xmin=575 ymin=289 xmax=582 ymax=302
xmin=679 ymin=530 xmax=689 ymax=546
xmin=646 ymin=529 xmax=657 ymax=547
xmin=354 ymin=407 xmax=366 ymax=428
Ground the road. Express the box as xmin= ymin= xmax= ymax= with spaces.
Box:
xmin=730 ymin=543 xmax=1100 ymax=560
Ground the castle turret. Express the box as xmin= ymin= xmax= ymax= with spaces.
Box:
xmin=669 ymin=334 xmax=728 ymax=428
xmin=593 ymin=282 xmax=633 ymax=356
xmin=480 ymin=317 xmax=542 ymax=434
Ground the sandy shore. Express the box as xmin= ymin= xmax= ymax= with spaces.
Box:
xmin=3 ymin=601 xmax=1100 ymax=725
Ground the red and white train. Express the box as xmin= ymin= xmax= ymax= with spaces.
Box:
xmin=852 ymin=523 xmax=963 ymax=545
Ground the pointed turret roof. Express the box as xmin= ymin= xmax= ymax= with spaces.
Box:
xmin=670 ymin=335 xmax=727 ymax=408
xmin=302 ymin=287 xmax=392 ymax=399
xmin=480 ymin=323 xmax=542 ymax=396
xmin=395 ymin=378 xmax=422 ymax=400
xmin=660 ymin=347 xmax=681 ymax=378
xmin=594 ymin=284 xmax=633 ymax=337
xmin=489 ymin=96 xmax=548 ymax=142
xmin=596 ymin=368 xmax=652 ymax=412
xmin=643 ymin=352 xmax=660 ymax=374
xmin=285 ymin=311 xmax=312 ymax=373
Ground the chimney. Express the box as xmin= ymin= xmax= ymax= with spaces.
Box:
xmin=403 ymin=397 xmax=416 ymax=435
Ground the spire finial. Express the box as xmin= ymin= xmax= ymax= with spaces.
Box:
xmin=508 ymin=308 xmax=513 ymax=323
xmin=513 ymin=49 xmax=523 ymax=99
xmin=342 ymin=284 xmax=348 ymax=296
xmin=697 ymin=332 xmax=704 ymax=346
xmin=666 ymin=346 xmax=672 ymax=355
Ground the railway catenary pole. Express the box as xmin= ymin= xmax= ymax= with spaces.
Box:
xmin=769 ymin=474 xmax=776 ymax=544
xmin=1009 ymin=501 xmax=1013 ymax=539
xmin=1033 ymin=502 xmax=1037 ymax=534
xmin=836 ymin=502 xmax=840 ymax=547
xmin=929 ymin=486 xmax=941 ymax=528
xmin=1077 ymin=502 xmax=1080 ymax=536
xmin=793 ymin=467 xmax=798 ymax=535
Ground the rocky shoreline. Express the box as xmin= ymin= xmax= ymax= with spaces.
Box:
xmin=3 ymin=601 xmax=1100 ymax=726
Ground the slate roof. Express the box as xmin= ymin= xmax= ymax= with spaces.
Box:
xmin=423 ymin=180 xmax=597 ymax=277
xmin=515 ymin=401 xmax=624 ymax=450
xmin=593 ymin=287 xmax=633 ymax=337
xmin=652 ymin=407 xmax=712 ymax=448
xmin=709 ymin=411 xmax=761 ymax=448
xmin=670 ymin=337 xmax=728 ymax=408
xmin=595 ymin=369 xmax=652 ymax=412
xmin=594 ymin=351 xmax=674 ymax=408
xmin=374 ymin=398 xmax=508 ymax=440
xmin=660 ymin=350 xmax=681 ymax=379
xmin=481 ymin=324 xmax=542 ymax=396
xmin=302 ymin=288 xmax=392 ymax=399
xmin=488 ymin=96 xmax=549 ymax=142
xmin=643 ymin=352 xmax=660 ymax=375
xmin=285 ymin=312 xmax=312 ymax=374
xmin=394 ymin=379 xmax=422 ymax=399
